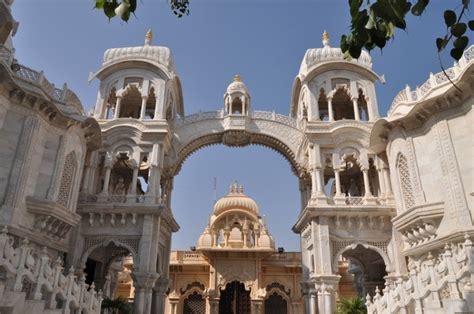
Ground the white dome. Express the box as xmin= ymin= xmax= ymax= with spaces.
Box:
xmin=299 ymin=31 xmax=372 ymax=76
xmin=101 ymin=30 xmax=176 ymax=74
xmin=226 ymin=75 xmax=249 ymax=95
xmin=213 ymin=183 xmax=259 ymax=215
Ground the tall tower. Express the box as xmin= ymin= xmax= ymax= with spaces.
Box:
xmin=75 ymin=30 xmax=182 ymax=314
xmin=291 ymin=31 xmax=399 ymax=314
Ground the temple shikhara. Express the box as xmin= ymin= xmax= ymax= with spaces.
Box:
xmin=0 ymin=1 xmax=473 ymax=313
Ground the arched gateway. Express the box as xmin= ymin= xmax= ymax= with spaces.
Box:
xmin=72 ymin=30 xmax=400 ymax=314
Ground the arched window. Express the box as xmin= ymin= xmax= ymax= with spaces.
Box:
xmin=183 ymin=291 xmax=206 ymax=314
xmin=333 ymin=87 xmax=354 ymax=120
xmin=57 ymin=152 xmax=77 ymax=208
xmin=264 ymin=292 xmax=288 ymax=314
xmin=318 ymin=89 xmax=329 ymax=121
xmin=357 ymin=88 xmax=369 ymax=121
xmin=397 ymin=154 xmax=415 ymax=210
xmin=231 ymin=97 xmax=243 ymax=114
xmin=105 ymin=87 xmax=117 ymax=119
xmin=119 ymin=85 xmax=142 ymax=119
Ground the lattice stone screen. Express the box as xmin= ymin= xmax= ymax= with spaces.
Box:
xmin=57 ymin=152 xmax=77 ymax=208
xmin=183 ymin=291 xmax=206 ymax=314
xmin=396 ymin=154 xmax=415 ymax=210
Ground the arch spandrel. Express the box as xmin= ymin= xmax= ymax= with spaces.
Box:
xmin=168 ymin=111 xmax=308 ymax=176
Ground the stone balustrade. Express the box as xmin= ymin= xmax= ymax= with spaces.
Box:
xmin=172 ymin=110 xmax=297 ymax=129
xmin=388 ymin=45 xmax=474 ymax=117
xmin=366 ymin=234 xmax=474 ymax=313
xmin=0 ymin=227 xmax=103 ymax=313
xmin=0 ymin=44 xmax=84 ymax=114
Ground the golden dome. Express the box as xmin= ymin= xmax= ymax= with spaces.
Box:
xmin=213 ymin=183 xmax=259 ymax=215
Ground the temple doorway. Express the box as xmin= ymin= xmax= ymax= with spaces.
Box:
xmin=264 ymin=292 xmax=288 ymax=314
xmin=337 ymin=245 xmax=388 ymax=298
xmin=219 ymin=281 xmax=251 ymax=314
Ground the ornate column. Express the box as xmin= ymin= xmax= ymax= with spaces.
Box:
xmin=140 ymin=95 xmax=148 ymax=120
xmin=309 ymin=144 xmax=328 ymax=205
xmin=362 ymin=166 xmax=377 ymax=205
xmin=242 ymin=227 xmax=248 ymax=248
xmin=146 ymin=144 xmax=162 ymax=203
xmin=152 ymin=277 xmax=169 ymax=314
xmin=333 ymin=168 xmax=346 ymax=205
xmin=224 ymin=229 xmax=230 ymax=247
xmin=127 ymin=159 xmax=139 ymax=203
xmin=132 ymin=272 xmax=159 ymax=314
xmin=309 ymin=289 xmax=318 ymax=314
xmin=352 ymin=97 xmax=360 ymax=121
xmin=98 ymin=152 xmax=114 ymax=200
xmin=327 ymin=97 xmax=334 ymax=121
xmin=113 ymin=96 xmax=122 ymax=120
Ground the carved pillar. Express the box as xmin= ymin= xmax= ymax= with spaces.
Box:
xmin=362 ymin=169 xmax=372 ymax=197
xmin=146 ymin=144 xmax=162 ymax=203
xmin=101 ymin=167 xmax=112 ymax=196
xmin=333 ymin=169 xmax=346 ymax=205
xmin=224 ymin=229 xmax=230 ymax=247
xmin=152 ymin=277 xmax=169 ymax=314
xmin=309 ymin=290 xmax=318 ymax=314
xmin=140 ymin=96 xmax=148 ymax=120
xmin=132 ymin=272 xmax=159 ymax=314
xmin=352 ymin=98 xmax=360 ymax=121
xmin=362 ymin=168 xmax=377 ymax=205
xmin=127 ymin=160 xmax=139 ymax=203
xmin=309 ymin=144 xmax=327 ymax=205
xmin=327 ymin=97 xmax=334 ymax=121
xmin=113 ymin=96 xmax=122 ymax=120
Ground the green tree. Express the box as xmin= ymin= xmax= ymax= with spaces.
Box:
xmin=337 ymin=297 xmax=368 ymax=314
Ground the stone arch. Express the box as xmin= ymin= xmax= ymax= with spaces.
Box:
xmin=169 ymin=115 xmax=307 ymax=177
xmin=332 ymin=241 xmax=392 ymax=274
xmin=79 ymin=238 xmax=139 ymax=271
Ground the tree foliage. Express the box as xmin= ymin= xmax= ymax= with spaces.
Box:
xmin=93 ymin=0 xmax=473 ymax=61
xmin=340 ymin=0 xmax=473 ymax=61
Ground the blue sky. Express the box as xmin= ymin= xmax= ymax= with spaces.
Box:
xmin=11 ymin=1 xmax=470 ymax=251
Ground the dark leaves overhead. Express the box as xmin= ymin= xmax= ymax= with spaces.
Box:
xmin=341 ymin=0 xmax=472 ymax=62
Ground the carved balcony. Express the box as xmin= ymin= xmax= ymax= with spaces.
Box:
xmin=392 ymin=201 xmax=444 ymax=253
xmin=25 ymin=196 xmax=81 ymax=241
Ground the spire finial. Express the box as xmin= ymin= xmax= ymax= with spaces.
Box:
xmin=233 ymin=74 xmax=241 ymax=82
xmin=322 ymin=30 xmax=330 ymax=47
xmin=145 ymin=29 xmax=153 ymax=46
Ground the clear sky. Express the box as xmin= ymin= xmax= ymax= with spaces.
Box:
xmin=11 ymin=0 xmax=470 ymax=251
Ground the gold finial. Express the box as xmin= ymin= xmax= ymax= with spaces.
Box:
xmin=322 ymin=30 xmax=330 ymax=46
xmin=233 ymin=74 xmax=241 ymax=82
xmin=145 ymin=29 xmax=153 ymax=45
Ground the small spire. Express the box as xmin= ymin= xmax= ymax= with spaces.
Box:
xmin=233 ymin=74 xmax=241 ymax=82
xmin=145 ymin=29 xmax=153 ymax=46
xmin=322 ymin=30 xmax=330 ymax=47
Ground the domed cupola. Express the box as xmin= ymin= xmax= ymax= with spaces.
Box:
xmin=91 ymin=30 xmax=184 ymax=121
xmin=298 ymin=31 xmax=373 ymax=77
xmin=197 ymin=183 xmax=275 ymax=251
xmin=224 ymin=75 xmax=250 ymax=115
xmin=290 ymin=31 xmax=382 ymax=123
xmin=213 ymin=182 xmax=259 ymax=215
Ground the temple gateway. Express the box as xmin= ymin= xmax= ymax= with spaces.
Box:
xmin=0 ymin=1 xmax=473 ymax=313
